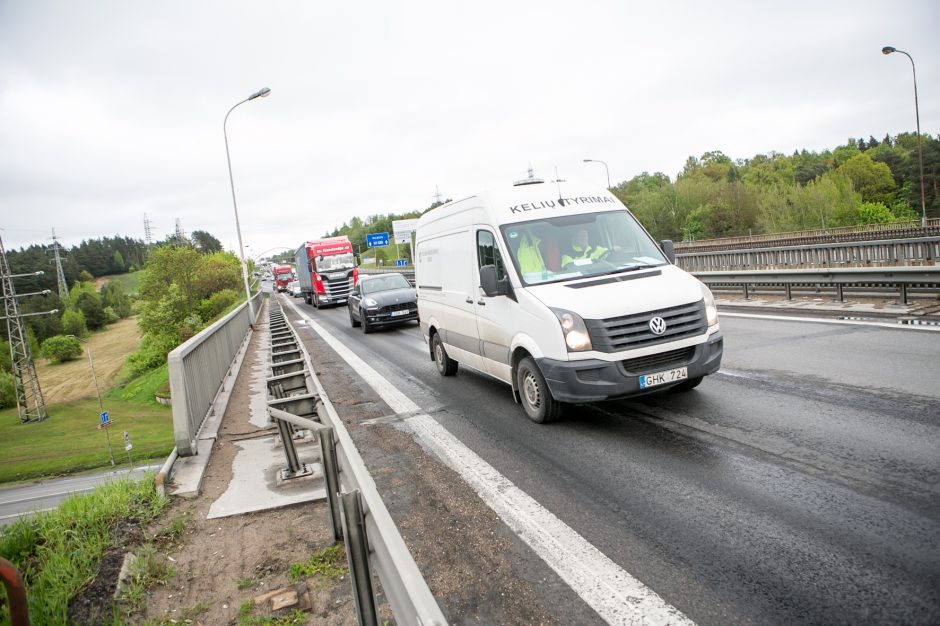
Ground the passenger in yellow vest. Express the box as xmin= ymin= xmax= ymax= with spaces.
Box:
xmin=561 ymin=228 xmax=608 ymax=267
xmin=516 ymin=230 xmax=547 ymax=276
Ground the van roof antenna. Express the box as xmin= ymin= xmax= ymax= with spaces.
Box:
xmin=554 ymin=166 xmax=566 ymax=206
xmin=513 ymin=163 xmax=544 ymax=186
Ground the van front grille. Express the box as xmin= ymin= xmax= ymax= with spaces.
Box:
xmin=585 ymin=300 xmax=707 ymax=352
xmin=621 ymin=347 xmax=695 ymax=374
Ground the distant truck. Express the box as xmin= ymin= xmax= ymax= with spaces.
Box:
xmin=273 ymin=264 xmax=294 ymax=292
xmin=295 ymin=236 xmax=359 ymax=308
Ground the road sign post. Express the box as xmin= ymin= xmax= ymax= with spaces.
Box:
xmin=123 ymin=431 xmax=133 ymax=465
xmin=97 ymin=411 xmax=115 ymax=465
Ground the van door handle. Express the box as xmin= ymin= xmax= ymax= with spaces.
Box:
xmin=477 ymin=299 xmax=486 ymax=306
xmin=465 ymin=298 xmax=473 ymax=304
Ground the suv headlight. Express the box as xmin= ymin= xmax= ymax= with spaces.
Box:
xmin=363 ymin=298 xmax=379 ymax=309
xmin=700 ymin=283 xmax=719 ymax=327
xmin=550 ymin=308 xmax=592 ymax=352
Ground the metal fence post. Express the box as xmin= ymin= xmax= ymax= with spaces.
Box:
xmin=319 ymin=425 xmax=343 ymax=541
xmin=341 ymin=490 xmax=379 ymax=626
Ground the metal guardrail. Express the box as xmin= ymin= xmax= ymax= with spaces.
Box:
xmin=695 ymin=267 xmax=940 ymax=304
xmin=168 ymin=292 xmax=264 ymax=456
xmin=677 ymin=237 xmax=939 ymax=271
xmin=675 ymin=218 xmax=940 ymax=253
xmin=264 ymin=301 xmax=447 ymax=626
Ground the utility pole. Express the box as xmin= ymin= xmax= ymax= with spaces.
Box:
xmin=1 ymin=233 xmax=56 ymax=423
xmin=49 ymin=228 xmax=69 ymax=302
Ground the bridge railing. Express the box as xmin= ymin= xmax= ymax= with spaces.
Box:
xmin=168 ymin=292 xmax=264 ymax=456
xmin=677 ymin=237 xmax=939 ymax=271
xmin=266 ymin=301 xmax=447 ymax=626
xmin=696 ymin=266 xmax=940 ymax=304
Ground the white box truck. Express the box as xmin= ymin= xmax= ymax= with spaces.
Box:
xmin=415 ymin=179 xmax=723 ymax=423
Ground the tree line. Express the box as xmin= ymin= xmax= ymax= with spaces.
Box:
xmin=611 ymin=132 xmax=938 ymax=242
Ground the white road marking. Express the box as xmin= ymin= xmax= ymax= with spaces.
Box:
xmin=287 ymin=300 xmax=694 ymax=626
xmin=720 ymin=311 xmax=940 ymax=331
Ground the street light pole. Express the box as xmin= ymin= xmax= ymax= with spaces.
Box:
xmin=583 ymin=158 xmax=610 ymax=189
xmin=224 ymin=87 xmax=271 ymax=322
xmin=882 ymin=46 xmax=927 ymax=227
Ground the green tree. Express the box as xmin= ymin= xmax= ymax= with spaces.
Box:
xmin=75 ymin=291 xmax=108 ymax=330
xmin=112 ymin=250 xmax=125 ymax=273
xmin=61 ymin=308 xmax=88 ymax=338
xmin=837 ymin=153 xmax=896 ymax=206
xmin=100 ymin=282 xmax=132 ymax=318
xmin=41 ymin=335 xmax=83 ymax=363
xmin=0 ymin=372 xmax=16 ymax=409
xmin=191 ymin=230 xmax=223 ymax=254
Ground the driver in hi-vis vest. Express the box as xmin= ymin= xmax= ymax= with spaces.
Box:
xmin=561 ymin=228 xmax=609 ymax=267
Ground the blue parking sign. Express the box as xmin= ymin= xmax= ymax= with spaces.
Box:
xmin=100 ymin=411 xmax=110 ymax=425
xmin=396 ymin=259 xmax=407 ymax=267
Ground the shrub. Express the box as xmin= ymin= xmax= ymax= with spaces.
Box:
xmin=76 ymin=292 xmax=107 ymax=330
xmin=196 ymin=288 xmax=238 ymax=321
xmin=41 ymin=335 xmax=83 ymax=363
xmin=61 ymin=308 xmax=88 ymax=338
xmin=0 ymin=371 xmax=16 ymax=409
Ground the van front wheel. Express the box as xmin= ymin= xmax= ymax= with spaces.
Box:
xmin=517 ymin=357 xmax=562 ymax=423
xmin=432 ymin=333 xmax=458 ymax=376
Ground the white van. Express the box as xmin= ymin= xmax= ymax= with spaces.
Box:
xmin=415 ymin=179 xmax=723 ymax=423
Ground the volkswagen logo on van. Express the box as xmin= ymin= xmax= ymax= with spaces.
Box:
xmin=649 ymin=316 xmax=667 ymax=335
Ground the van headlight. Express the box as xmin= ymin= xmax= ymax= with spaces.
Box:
xmin=701 ymin=283 xmax=719 ymax=327
xmin=550 ymin=308 xmax=593 ymax=352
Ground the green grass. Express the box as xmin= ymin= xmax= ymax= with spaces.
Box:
xmin=0 ymin=477 xmax=167 ymax=626
xmin=0 ymin=394 xmax=172 ymax=484
xmin=108 ymin=364 xmax=170 ymax=406
xmin=102 ymin=270 xmax=143 ymax=296
xmin=287 ymin=545 xmax=346 ymax=581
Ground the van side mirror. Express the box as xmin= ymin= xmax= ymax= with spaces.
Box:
xmin=480 ymin=265 xmax=499 ymax=296
xmin=659 ymin=239 xmax=675 ymax=264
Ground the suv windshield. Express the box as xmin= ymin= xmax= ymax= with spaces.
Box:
xmin=317 ymin=252 xmax=355 ymax=271
xmin=500 ymin=210 xmax=666 ymax=286
xmin=362 ymin=274 xmax=411 ymax=294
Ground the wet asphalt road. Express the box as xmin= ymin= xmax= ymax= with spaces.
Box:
xmin=290 ymin=297 xmax=940 ymax=625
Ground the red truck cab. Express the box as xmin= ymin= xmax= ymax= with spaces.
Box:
xmin=295 ymin=237 xmax=359 ymax=308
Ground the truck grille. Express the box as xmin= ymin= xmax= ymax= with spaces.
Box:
xmin=585 ymin=300 xmax=707 ymax=352
xmin=323 ymin=276 xmax=353 ymax=298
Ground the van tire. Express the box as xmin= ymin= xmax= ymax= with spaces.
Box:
xmin=672 ymin=375 xmax=703 ymax=392
xmin=432 ymin=333 xmax=458 ymax=376
xmin=517 ymin=357 xmax=562 ymax=423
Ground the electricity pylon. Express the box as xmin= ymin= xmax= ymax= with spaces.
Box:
xmin=50 ymin=228 xmax=69 ymax=302
xmin=1 ymin=233 xmax=56 ymax=423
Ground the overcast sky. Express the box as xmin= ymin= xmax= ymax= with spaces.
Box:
xmin=1 ymin=1 xmax=937 ymax=258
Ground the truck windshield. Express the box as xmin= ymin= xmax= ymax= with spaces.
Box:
xmin=500 ymin=210 xmax=667 ymax=286
xmin=317 ymin=252 xmax=355 ymax=271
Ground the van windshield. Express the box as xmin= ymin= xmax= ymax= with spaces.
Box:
xmin=500 ymin=210 xmax=667 ymax=286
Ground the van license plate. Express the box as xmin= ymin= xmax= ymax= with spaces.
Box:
xmin=639 ymin=367 xmax=688 ymax=389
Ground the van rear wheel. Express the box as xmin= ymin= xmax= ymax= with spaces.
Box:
xmin=432 ymin=333 xmax=458 ymax=376
xmin=517 ymin=357 xmax=562 ymax=423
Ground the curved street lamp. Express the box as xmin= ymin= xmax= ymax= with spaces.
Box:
xmin=224 ymin=87 xmax=271 ymax=321
xmin=583 ymin=158 xmax=610 ymax=189
xmin=882 ymin=46 xmax=926 ymax=226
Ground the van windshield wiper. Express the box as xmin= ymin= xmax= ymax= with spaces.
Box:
xmin=600 ymin=264 xmax=660 ymax=276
